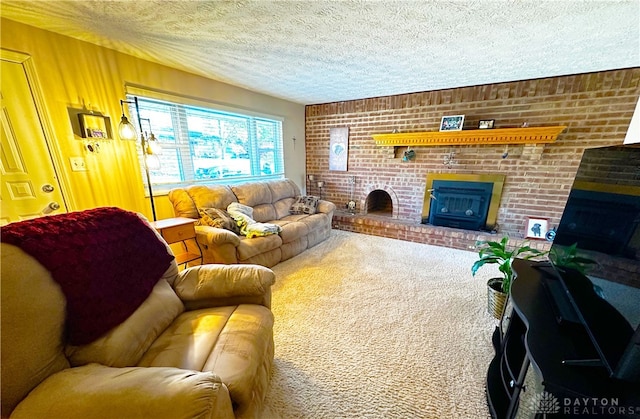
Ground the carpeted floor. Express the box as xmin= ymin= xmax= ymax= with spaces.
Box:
xmin=261 ymin=229 xmax=498 ymax=418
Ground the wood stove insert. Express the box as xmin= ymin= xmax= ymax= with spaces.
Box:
xmin=421 ymin=173 xmax=505 ymax=231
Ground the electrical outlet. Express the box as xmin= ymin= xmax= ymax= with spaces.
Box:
xmin=70 ymin=157 xmax=87 ymax=171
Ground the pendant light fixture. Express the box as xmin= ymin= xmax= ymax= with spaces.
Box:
xmin=118 ymin=99 xmax=137 ymax=141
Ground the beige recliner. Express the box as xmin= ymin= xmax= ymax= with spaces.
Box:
xmin=1 ymin=208 xmax=275 ymax=419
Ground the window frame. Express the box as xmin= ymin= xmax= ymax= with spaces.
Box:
xmin=124 ymin=89 xmax=285 ymax=195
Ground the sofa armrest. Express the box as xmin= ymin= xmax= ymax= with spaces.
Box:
xmin=10 ymin=364 xmax=234 ymax=419
xmin=317 ymin=199 xmax=337 ymax=214
xmin=194 ymin=226 xmax=241 ymax=264
xmin=174 ymin=264 xmax=276 ymax=309
xmin=195 ymin=225 xmax=241 ymax=247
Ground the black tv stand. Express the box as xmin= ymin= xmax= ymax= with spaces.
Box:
xmin=561 ymin=358 xmax=603 ymax=367
xmin=539 ymin=273 xmax=582 ymax=325
xmin=486 ymin=259 xmax=640 ymax=419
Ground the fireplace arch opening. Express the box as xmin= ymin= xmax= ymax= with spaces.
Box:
xmin=365 ymin=189 xmax=393 ymax=216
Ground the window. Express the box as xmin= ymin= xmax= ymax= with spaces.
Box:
xmin=127 ymin=95 xmax=284 ymax=193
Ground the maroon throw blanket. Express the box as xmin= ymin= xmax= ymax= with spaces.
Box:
xmin=1 ymin=207 xmax=174 ymax=345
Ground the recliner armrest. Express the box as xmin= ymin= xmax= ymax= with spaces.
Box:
xmin=317 ymin=199 xmax=337 ymax=214
xmin=173 ymin=264 xmax=276 ymax=309
xmin=10 ymin=364 xmax=234 ymax=419
xmin=195 ymin=225 xmax=241 ymax=246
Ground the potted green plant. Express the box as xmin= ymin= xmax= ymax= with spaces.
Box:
xmin=472 ymin=236 xmax=547 ymax=319
xmin=548 ymin=242 xmax=598 ymax=275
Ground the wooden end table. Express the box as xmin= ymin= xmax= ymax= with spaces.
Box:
xmin=151 ymin=217 xmax=202 ymax=267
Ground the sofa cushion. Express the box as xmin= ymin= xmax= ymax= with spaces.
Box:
xmin=279 ymin=214 xmax=311 ymax=223
xmin=289 ymin=195 xmax=320 ymax=215
xmin=138 ymin=306 xmax=236 ymax=369
xmin=232 ymin=182 xmax=273 ymax=208
xmin=186 ymin=185 xmax=238 ymax=224
xmin=65 ymin=279 xmax=184 ymax=367
xmin=251 ymin=203 xmax=277 ymax=223
xmin=9 ymin=364 xmax=235 ymax=419
xmin=300 ymin=212 xmax=330 ymax=232
xmin=199 ymin=207 xmax=241 ymax=234
xmin=167 ymin=188 xmax=200 ymax=219
xmin=280 ymin=237 xmax=309 ymax=261
xmin=236 ymin=234 xmax=283 ymax=261
xmin=274 ymin=220 xmax=309 ymax=244
xmin=240 ymin=248 xmax=282 ymax=268
xmin=274 ymin=197 xmax=297 ymax=219
xmin=138 ymin=305 xmax=274 ymax=418
xmin=268 ymin=179 xmax=300 ymax=201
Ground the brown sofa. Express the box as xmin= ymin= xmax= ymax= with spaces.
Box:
xmin=168 ymin=179 xmax=336 ymax=267
xmin=1 ymin=208 xmax=275 ymax=419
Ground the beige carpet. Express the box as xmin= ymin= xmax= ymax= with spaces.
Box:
xmin=262 ymin=230 xmax=497 ymax=419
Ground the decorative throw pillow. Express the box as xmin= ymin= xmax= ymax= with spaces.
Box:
xmin=289 ymin=195 xmax=320 ymax=215
xmin=198 ymin=207 xmax=241 ymax=234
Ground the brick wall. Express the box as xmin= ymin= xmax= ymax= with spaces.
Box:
xmin=306 ymin=69 xmax=640 ymax=246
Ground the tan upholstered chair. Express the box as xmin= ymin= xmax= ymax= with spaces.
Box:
xmin=1 ymin=209 xmax=275 ymax=419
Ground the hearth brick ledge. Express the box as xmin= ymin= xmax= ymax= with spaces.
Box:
xmin=332 ymin=210 xmax=551 ymax=253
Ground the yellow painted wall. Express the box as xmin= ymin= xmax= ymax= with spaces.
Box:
xmin=1 ymin=19 xmax=306 ymax=221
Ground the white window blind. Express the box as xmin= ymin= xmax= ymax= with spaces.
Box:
xmin=125 ymin=92 xmax=284 ymax=193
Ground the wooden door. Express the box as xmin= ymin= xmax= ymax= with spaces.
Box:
xmin=1 ymin=52 xmax=67 ymax=225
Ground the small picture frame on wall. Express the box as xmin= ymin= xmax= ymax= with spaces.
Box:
xmin=329 ymin=126 xmax=349 ymax=171
xmin=478 ymin=119 xmax=495 ymax=129
xmin=78 ymin=113 xmax=110 ymax=139
xmin=439 ymin=115 xmax=465 ymax=131
xmin=525 ymin=217 xmax=549 ymax=240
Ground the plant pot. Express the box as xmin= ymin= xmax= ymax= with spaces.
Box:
xmin=487 ymin=278 xmax=507 ymax=320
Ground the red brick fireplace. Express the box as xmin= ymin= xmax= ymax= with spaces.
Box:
xmin=305 ymin=69 xmax=640 ymax=251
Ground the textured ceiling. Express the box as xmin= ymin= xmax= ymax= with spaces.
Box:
xmin=2 ymin=1 xmax=639 ymax=104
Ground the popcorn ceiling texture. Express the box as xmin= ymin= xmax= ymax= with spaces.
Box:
xmin=2 ymin=0 xmax=638 ymax=104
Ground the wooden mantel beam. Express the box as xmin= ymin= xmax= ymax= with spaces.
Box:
xmin=371 ymin=126 xmax=567 ymax=147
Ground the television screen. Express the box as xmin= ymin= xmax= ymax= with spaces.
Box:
xmin=547 ymin=144 xmax=640 ymax=380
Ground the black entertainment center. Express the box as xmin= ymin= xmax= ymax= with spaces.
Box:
xmin=486 ymin=259 xmax=640 ymax=419
xmin=486 ymin=145 xmax=640 ymax=419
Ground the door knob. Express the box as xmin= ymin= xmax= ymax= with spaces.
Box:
xmin=42 ymin=184 xmax=55 ymax=193
xmin=42 ymin=201 xmax=60 ymax=214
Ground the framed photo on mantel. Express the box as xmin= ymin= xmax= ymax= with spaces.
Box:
xmin=439 ymin=115 xmax=465 ymax=131
xmin=478 ymin=119 xmax=495 ymax=129
xmin=525 ymin=217 xmax=549 ymax=240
